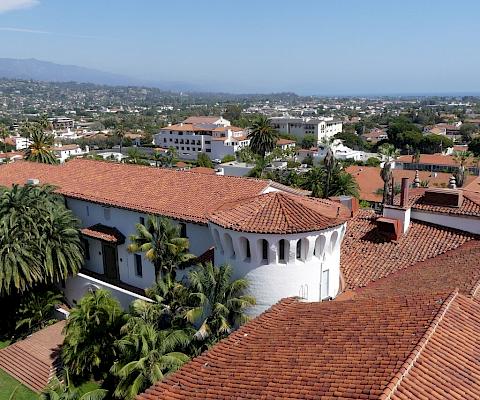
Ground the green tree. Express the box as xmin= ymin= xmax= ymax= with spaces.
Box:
xmin=128 ymin=216 xmax=194 ymax=281
xmin=300 ymin=134 xmax=316 ymax=149
xmin=0 ymin=184 xmax=83 ymax=294
xmin=469 ymin=137 xmax=480 ymax=156
xmin=460 ymin=123 xmax=477 ymax=143
xmin=221 ymin=154 xmax=236 ymax=163
xmin=24 ymin=128 xmax=58 ymax=164
xmin=453 ymin=150 xmax=473 ymax=187
xmin=196 ymin=152 xmax=213 ymax=168
xmin=62 ymin=289 xmax=124 ymax=379
xmin=303 ymin=166 xmax=324 ymax=198
xmin=247 ymin=115 xmax=279 ymax=158
xmin=126 ymin=148 xmax=149 ymax=165
xmin=15 ymin=289 xmax=63 ymax=334
xmin=0 ymin=124 xmax=9 ymax=152
xmin=365 ymin=157 xmax=381 ymax=167
xmin=41 ymin=370 xmax=108 ymax=400
xmin=186 ymin=263 xmax=255 ymax=347
xmin=115 ymin=122 xmax=126 ymax=155
xmin=329 ymin=170 xmax=360 ymax=198
xmin=322 ymin=142 xmax=336 ymax=199
xmin=111 ymin=301 xmax=190 ymax=399
xmin=378 ymin=143 xmax=400 ymax=205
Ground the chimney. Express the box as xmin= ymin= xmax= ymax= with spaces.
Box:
xmin=400 ymin=177 xmax=409 ymax=207
xmin=329 ymin=195 xmax=359 ymax=217
xmin=382 ymin=178 xmax=411 ymax=235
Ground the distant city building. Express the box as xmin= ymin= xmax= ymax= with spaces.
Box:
xmin=269 ymin=116 xmax=342 ymax=143
xmin=48 ymin=117 xmax=75 ymax=131
xmin=153 ymin=116 xmax=250 ymax=161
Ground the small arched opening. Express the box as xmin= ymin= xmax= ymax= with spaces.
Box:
xmin=239 ymin=236 xmax=251 ymax=262
xmin=278 ymin=239 xmax=289 ymax=264
xmin=224 ymin=233 xmax=235 ymax=259
xmin=213 ymin=229 xmax=224 ymax=254
xmin=314 ymin=235 xmax=327 ymax=258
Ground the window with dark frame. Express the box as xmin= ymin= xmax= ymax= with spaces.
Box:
xmin=262 ymin=239 xmax=268 ymax=261
xmin=82 ymin=238 xmax=90 ymax=260
xmin=134 ymin=254 xmax=143 ymax=277
xmin=279 ymin=239 xmax=285 ymax=262
xmin=179 ymin=223 xmax=187 ymax=238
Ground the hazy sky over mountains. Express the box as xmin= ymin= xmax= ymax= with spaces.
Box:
xmin=0 ymin=0 xmax=478 ymax=94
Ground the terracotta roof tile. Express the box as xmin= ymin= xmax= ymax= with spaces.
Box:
xmin=396 ymin=153 xmax=477 ymax=167
xmin=208 ymin=192 xmax=350 ymax=234
xmin=137 ymin=293 xmax=451 ymax=400
xmin=0 ymin=159 xmax=270 ymax=224
xmin=81 ymin=224 xmax=126 ymax=244
xmin=340 ymin=210 xmax=476 ymax=289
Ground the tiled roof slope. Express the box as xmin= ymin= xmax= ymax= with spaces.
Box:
xmin=342 ymin=240 xmax=480 ymax=301
xmin=0 ymin=159 xmax=269 ymax=224
xmin=389 ymin=293 xmax=480 ymax=400
xmin=394 ymin=187 xmax=480 ymax=218
xmin=138 ymin=293 xmax=450 ymax=400
xmin=81 ymin=224 xmax=126 ymax=244
xmin=208 ymin=192 xmax=350 ymax=234
xmin=340 ymin=210 xmax=476 ymax=289
xmin=0 ymin=321 xmax=64 ymax=392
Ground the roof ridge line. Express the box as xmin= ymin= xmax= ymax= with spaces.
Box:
xmin=378 ymin=289 xmax=459 ymax=400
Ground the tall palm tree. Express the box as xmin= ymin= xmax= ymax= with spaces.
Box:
xmin=62 ymin=289 xmax=124 ymax=379
xmin=39 ymin=114 xmax=53 ymax=132
xmin=303 ymin=166 xmax=325 ymax=198
xmin=185 ymin=263 xmax=255 ymax=345
xmin=111 ymin=303 xmax=190 ymax=399
xmin=453 ymin=150 xmax=472 ymax=188
xmin=115 ymin=123 xmax=126 ymax=155
xmin=247 ymin=115 xmax=279 ymax=158
xmin=24 ymin=128 xmax=58 ymax=164
xmin=322 ymin=141 xmax=336 ymax=199
xmin=128 ymin=216 xmax=194 ymax=281
xmin=378 ymin=143 xmax=400 ymax=205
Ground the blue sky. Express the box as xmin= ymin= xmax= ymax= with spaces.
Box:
xmin=0 ymin=0 xmax=479 ymax=94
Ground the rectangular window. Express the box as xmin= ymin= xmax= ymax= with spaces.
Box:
xmin=321 ymin=269 xmax=329 ymax=299
xmin=279 ymin=240 xmax=285 ymax=262
xmin=103 ymin=207 xmax=111 ymax=221
xmin=296 ymin=240 xmax=302 ymax=259
xmin=179 ymin=223 xmax=187 ymax=238
xmin=206 ymin=149 xmax=211 ymax=153
xmin=134 ymin=254 xmax=143 ymax=277
xmin=139 ymin=216 xmax=145 ymax=225
xmin=82 ymin=238 xmax=90 ymax=260
xmin=86 ymin=205 xmax=90 ymax=217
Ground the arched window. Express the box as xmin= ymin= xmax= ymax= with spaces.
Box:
xmin=329 ymin=231 xmax=339 ymax=253
xmin=314 ymin=235 xmax=326 ymax=258
xmin=239 ymin=237 xmax=251 ymax=262
xmin=261 ymin=239 xmax=269 ymax=263
xmin=224 ymin=233 xmax=235 ymax=259
xmin=296 ymin=240 xmax=302 ymax=259
xmin=278 ymin=239 xmax=286 ymax=263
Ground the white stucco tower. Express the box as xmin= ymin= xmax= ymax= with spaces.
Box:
xmin=208 ymin=192 xmax=350 ymax=315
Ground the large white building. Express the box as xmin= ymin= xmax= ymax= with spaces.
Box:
xmin=270 ymin=116 xmax=343 ymax=143
xmin=154 ymin=116 xmax=250 ymax=161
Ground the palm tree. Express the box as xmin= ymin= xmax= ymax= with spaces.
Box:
xmin=329 ymin=170 xmax=360 ymax=198
xmin=24 ymin=128 xmax=58 ymax=164
xmin=115 ymin=123 xmax=126 ymax=155
xmin=62 ymin=289 xmax=124 ymax=379
xmin=378 ymin=143 xmax=400 ymax=205
xmin=0 ymin=124 xmax=9 ymax=152
xmin=111 ymin=303 xmax=190 ymax=399
xmin=247 ymin=115 xmax=279 ymax=158
xmin=39 ymin=114 xmax=53 ymax=132
xmin=322 ymin=141 xmax=336 ymax=199
xmin=128 ymin=216 xmax=194 ymax=281
xmin=41 ymin=369 xmax=107 ymax=400
xmin=453 ymin=150 xmax=472 ymax=188
xmin=126 ymin=148 xmax=147 ymax=165
xmin=185 ymin=263 xmax=255 ymax=345
xmin=0 ymin=184 xmax=83 ymax=294
xmin=303 ymin=166 xmax=325 ymax=198
xmin=15 ymin=289 xmax=63 ymax=334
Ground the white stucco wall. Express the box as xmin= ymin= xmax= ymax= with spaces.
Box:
xmin=209 ymin=222 xmax=347 ymax=316
xmin=411 ymin=210 xmax=480 ymax=235
xmin=383 ymin=205 xmax=411 ymax=233
xmin=66 ymin=198 xmax=213 ymax=290
xmin=63 ymin=273 xmax=152 ymax=310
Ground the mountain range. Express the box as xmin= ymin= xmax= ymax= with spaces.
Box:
xmin=0 ymin=58 xmax=196 ymax=92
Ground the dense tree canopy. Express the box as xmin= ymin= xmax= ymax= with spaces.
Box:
xmin=0 ymin=184 xmax=83 ymax=294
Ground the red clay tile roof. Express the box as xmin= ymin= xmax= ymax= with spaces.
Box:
xmin=183 ymin=116 xmax=222 ymax=124
xmin=394 ymin=187 xmax=480 ymax=217
xmin=0 ymin=321 xmax=64 ymax=392
xmin=389 ymin=293 xmax=480 ymax=400
xmin=276 ymin=138 xmax=296 ymax=145
xmin=340 ymin=210 xmax=476 ymax=289
xmin=396 ymin=153 xmax=476 ymax=167
xmin=188 ymin=167 xmax=217 ymax=175
xmin=0 ymin=159 xmax=270 ymax=224
xmin=465 ymin=176 xmax=480 ymax=193
xmin=208 ymin=192 xmax=350 ymax=234
xmin=81 ymin=224 xmax=126 ymax=244
xmin=346 ymin=166 xmax=476 ymax=203
xmin=341 ymin=240 xmax=480 ymax=301
xmin=138 ymin=293 xmax=453 ymax=400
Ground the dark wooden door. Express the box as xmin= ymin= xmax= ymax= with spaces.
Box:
xmin=102 ymin=244 xmax=119 ymax=281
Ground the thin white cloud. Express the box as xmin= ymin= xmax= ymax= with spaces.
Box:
xmin=0 ymin=27 xmax=49 ymax=34
xmin=0 ymin=26 xmax=97 ymax=39
xmin=0 ymin=0 xmax=39 ymax=14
